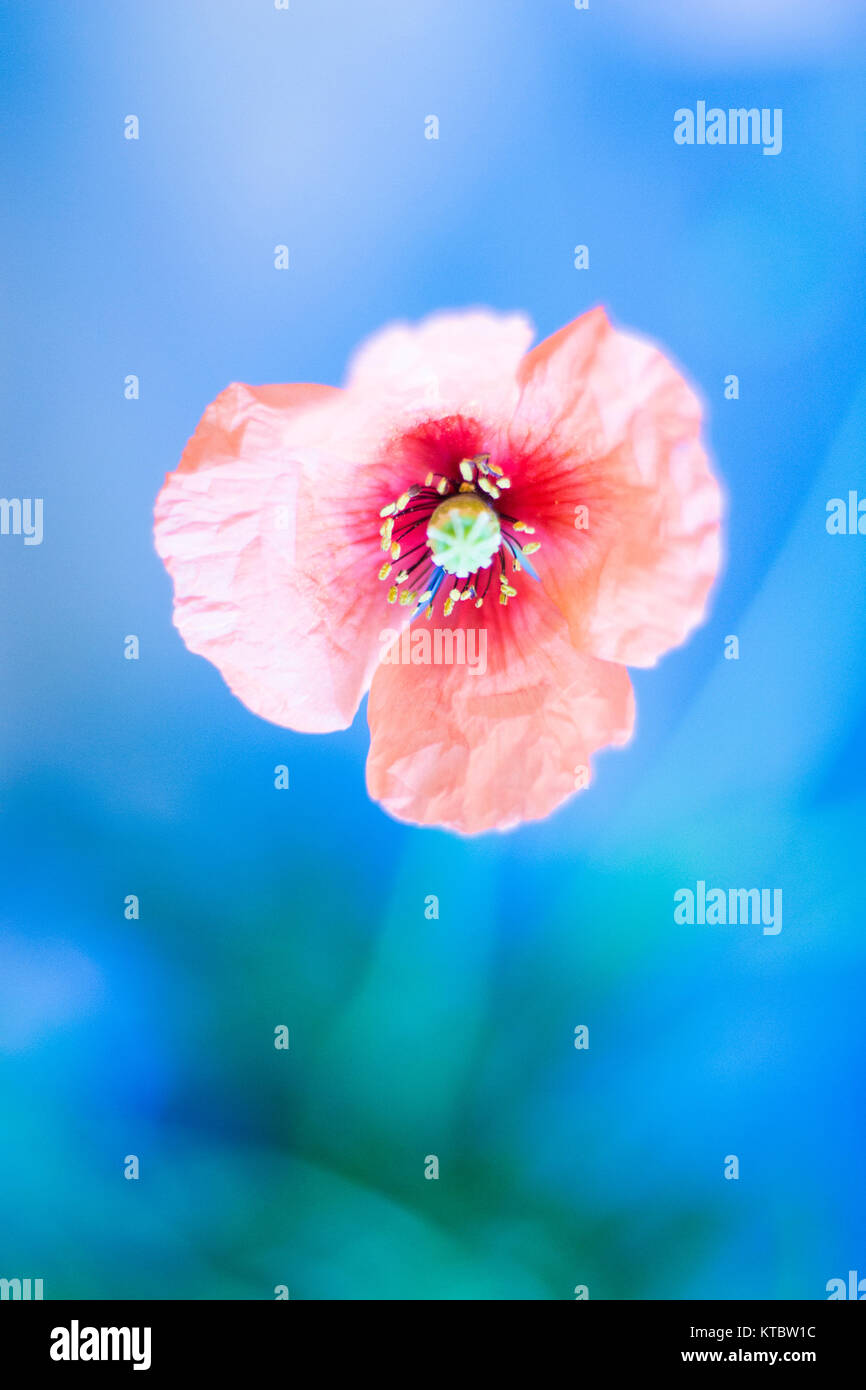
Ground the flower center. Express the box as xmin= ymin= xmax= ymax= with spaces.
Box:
xmin=426 ymin=494 xmax=501 ymax=578
xmin=376 ymin=450 xmax=540 ymax=618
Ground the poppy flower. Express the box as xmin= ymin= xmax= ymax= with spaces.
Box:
xmin=154 ymin=307 xmax=721 ymax=833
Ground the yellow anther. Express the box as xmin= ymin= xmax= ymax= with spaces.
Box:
xmin=497 ymin=476 xmax=511 ymax=489
xmin=387 ymin=586 xmax=398 ymax=603
xmin=487 ymin=462 xmax=503 ymax=476
xmin=443 ymin=596 xmax=456 ymax=616
xmin=396 ymin=491 xmax=411 ymax=511
xmin=379 ymin=502 xmax=397 ymax=518
xmin=459 ymin=459 xmax=475 ymax=482
xmin=418 ymin=590 xmax=433 ymax=603
xmin=394 ymin=569 xmax=409 ymax=583
xmin=390 ymin=541 xmax=401 ymax=560
xmin=378 ymin=562 xmax=392 ymax=581
xmin=475 ymin=454 xmax=491 ymax=472
xmin=499 ymin=592 xmax=508 ymax=605
xmin=425 ymin=604 xmax=434 ymax=620
xmin=522 ymin=541 xmax=541 ymax=555
xmin=475 ymin=597 xmax=484 ymax=608
xmin=458 ymin=481 xmax=475 ymax=493
xmin=436 ymin=478 xmax=450 ymax=495
xmin=449 ymin=588 xmax=462 ymax=602
xmin=399 ymin=590 xmax=416 ymax=606
xmin=478 ymin=477 xmax=500 ymax=499
xmin=513 ymin=521 xmax=534 ymax=533
xmin=425 ymin=472 xmax=434 ymax=487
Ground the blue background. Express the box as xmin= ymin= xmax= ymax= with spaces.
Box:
xmin=1 ymin=0 xmax=865 ymax=1298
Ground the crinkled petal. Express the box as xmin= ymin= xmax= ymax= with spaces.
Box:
xmin=154 ymin=381 xmax=408 ymax=733
xmin=509 ymin=307 xmax=722 ymax=666
xmin=366 ymin=587 xmax=635 ymax=834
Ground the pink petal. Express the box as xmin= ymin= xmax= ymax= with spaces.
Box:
xmin=510 ymin=307 xmax=722 ymax=666
xmin=366 ymin=587 xmax=635 ymax=834
xmin=154 ymin=381 xmax=408 ymax=733
xmin=346 ymin=307 xmax=535 ymax=429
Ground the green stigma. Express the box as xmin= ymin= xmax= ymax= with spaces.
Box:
xmin=426 ymin=493 xmax=501 ymax=578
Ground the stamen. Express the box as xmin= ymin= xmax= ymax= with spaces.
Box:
xmin=478 ymin=560 xmax=497 ymax=606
